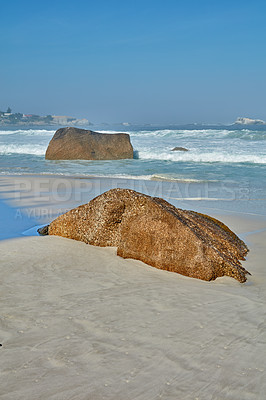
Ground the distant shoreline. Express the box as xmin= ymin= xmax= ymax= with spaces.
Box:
xmin=1 ymin=122 xmax=266 ymax=131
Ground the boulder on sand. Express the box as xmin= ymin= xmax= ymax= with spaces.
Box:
xmin=45 ymin=127 xmax=134 ymax=160
xmin=39 ymin=189 xmax=250 ymax=282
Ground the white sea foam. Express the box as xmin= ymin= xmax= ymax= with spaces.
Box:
xmin=0 ymin=144 xmax=46 ymax=155
xmin=0 ymin=130 xmax=20 ymax=135
xmin=99 ymin=173 xmax=211 ymax=182
xmin=129 ymin=129 xmax=266 ymax=144
xmin=0 ymin=129 xmax=55 ymax=136
xmin=88 ymin=173 xmax=154 ymax=181
xmin=138 ymin=150 xmax=266 ymax=164
xmin=150 ymin=175 xmax=217 ymax=183
xmin=129 ymin=129 xmax=238 ymax=138
xmin=22 ymin=129 xmax=55 ymax=136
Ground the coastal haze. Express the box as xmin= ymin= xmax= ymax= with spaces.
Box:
xmin=1 ymin=1 xmax=266 ymax=400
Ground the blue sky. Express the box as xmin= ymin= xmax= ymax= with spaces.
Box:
xmin=1 ymin=0 xmax=266 ymax=124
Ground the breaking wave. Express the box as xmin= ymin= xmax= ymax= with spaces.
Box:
xmin=0 ymin=129 xmax=55 ymax=136
xmin=129 ymin=128 xmax=266 ymax=140
xmin=138 ymin=150 xmax=266 ymax=164
xmin=0 ymin=144 xmax=46 ymax=155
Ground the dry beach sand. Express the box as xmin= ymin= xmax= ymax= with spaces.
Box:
xmin=0 ymin=175 xmax=266 ymax=400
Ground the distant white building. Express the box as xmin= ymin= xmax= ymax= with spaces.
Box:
xmin=52 ymin=115 xmax=73 ymax=125
xmin=52 ymin=115 xmax=89 ymax=125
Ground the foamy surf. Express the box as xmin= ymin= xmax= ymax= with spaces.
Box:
xmin=0 ymin=125 xmax=265 ymax=218
xmin=0 ymin=144 xmax=46 ymax=155
xmin=138 ymin=150 xmax=266 ymax=164
xmin=130 ymin=128 xmax=240 ymax=138
xmin=150 ymin=174 xmax=217 ymax=183
xmin=0 ymin=129 xmax=55 ymax=136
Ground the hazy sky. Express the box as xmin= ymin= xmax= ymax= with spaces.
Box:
xmin=1 ymin=0 xmax=266 ymax=124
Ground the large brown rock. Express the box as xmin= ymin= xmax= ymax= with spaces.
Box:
xmin=45 ymin=127 xmax=134 ymax=160
xmin=42 ymin=189 xmax=250 ymax=282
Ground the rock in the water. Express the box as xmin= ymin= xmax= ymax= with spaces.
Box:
xmin=171 ymin=147 xmax=189 ymax=151
xmin=37 ymin=225 xmax=49 ymax=236
xmin=47 ymin=189 xmax=250 ymax=282
xmin=45 ymin=127 xmax=134 ymax=160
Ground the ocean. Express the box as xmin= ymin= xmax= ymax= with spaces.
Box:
xmin=0 ymin=124 xmax=266 ymax=216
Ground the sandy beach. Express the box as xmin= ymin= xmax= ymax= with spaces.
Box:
xmin=1 ymin=175 xmax=266 ymax=399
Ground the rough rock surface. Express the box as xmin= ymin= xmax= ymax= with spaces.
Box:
xmin=45 ymin=127 xmax=134 ymax=160
xmin=38 ymin=225 xmax=49 ymax=236
xmin=171 ymin=147 xmax=189 ymax=151
xmin=41 ymin=189 xmax=250 ymax=282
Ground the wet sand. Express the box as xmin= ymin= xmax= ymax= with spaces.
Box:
xmin=0 ymin=175 xmax=266 ymax=400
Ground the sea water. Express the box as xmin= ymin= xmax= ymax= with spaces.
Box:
xmin=0 ymin=124 xmax=265 ymax=216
